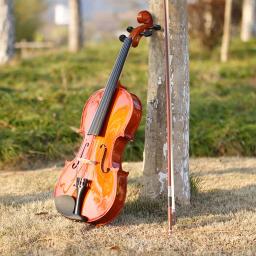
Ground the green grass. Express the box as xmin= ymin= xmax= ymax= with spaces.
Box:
xmin=0 ymin=39 xmax=256 ymax=169
xmin=190 ymin=39 xmax=256 ymax=156
xmin=0 ymin=41 xmax=148 ymax=169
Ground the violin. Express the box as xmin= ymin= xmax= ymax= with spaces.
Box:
xmin=54 ymin=11 xmax=161 ymax=225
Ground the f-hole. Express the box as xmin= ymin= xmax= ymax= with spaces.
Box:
xmin=72 ymin=142 xmax=90 ymax=169
xmin=100 ymin=144 xmax=110 ymax=173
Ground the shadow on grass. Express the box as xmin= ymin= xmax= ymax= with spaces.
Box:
xmin=231 ymin=47 xmax=256 ymax=59
xmin=197 ymin=167 xmax=256 ymax=176
xmin=185 ymin=184 xmax=256 ymax=216
xmin=0 ymin=191 xmax=51 ymax=207
xmin=113 ymin=196 xmax=166 ymax=226
xmin=1 ymin=179 xmax=255 ymax=229
xmin=0 ymin=86 xmax=18 ymax=93
xmin=114 ymin=184 xmax=256 ymax=227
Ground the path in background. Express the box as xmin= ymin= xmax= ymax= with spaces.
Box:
xmin=0 ymin=158 xmax=255 ymax=255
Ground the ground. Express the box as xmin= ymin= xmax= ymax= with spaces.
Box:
xmin=0 ymin=158 xmax=255 ymax=255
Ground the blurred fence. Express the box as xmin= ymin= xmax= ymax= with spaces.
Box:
xmin=15 ymin=41 xmax=55 ymax=58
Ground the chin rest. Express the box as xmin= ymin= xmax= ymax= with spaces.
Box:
xmin=54 ymin=195 xmax=88 ymax=221
xmin=54 ymin=177 xmax=89 ymax=222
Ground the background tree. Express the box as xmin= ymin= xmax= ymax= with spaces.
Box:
xmin=241 ymin=0 xmax=256 ymax=42
xmin=69 ymin=0 xmax=83 ymax=52
xmin=0 ymin=0 xmax=15 ymax=64
xmin=106 ymin=0 xmax=144 ymax=9
xmin=221 ymin=0 xmax=233 ymax=62
xmin=143 ymin=0 xmax=190 ymax=204
xmin=188 ymin=0 xmax=225 ymax=49
xmin=14 ymin=0 xmax=46 ymax=42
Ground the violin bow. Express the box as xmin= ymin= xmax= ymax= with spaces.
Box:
xmin=163 ymin=0 xmax=176 ymax=233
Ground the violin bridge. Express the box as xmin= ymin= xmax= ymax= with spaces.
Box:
xmin=77 ymin=158 xmax=98 ymax=165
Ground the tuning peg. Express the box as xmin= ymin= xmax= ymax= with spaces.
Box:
xmin=143 ymin=30 xmax=153 ymax=37
xmin=127 ymin=26 xmax=134 ymax=33
xmin=153 ymin=24 xmax=161 ymax=31
xmin=119 ymin=34 xmax=127 ymax=42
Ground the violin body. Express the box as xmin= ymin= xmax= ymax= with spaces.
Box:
xmin=54 ymin=85 xmax=142 ymax=224
xmin=54 ymin=10 xmax=160 ymax=225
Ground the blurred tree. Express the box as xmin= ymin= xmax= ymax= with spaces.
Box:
xmin=241 ymin=0 xmax=256 ymax=41
xmin=221 ymin=0 xmax=233 ymax=62
xmin=232 ymin=0 xmax=242 ymax=25
xmin=14 ymin=0 xmax=47 ymax=42
xmin=0 ymin=0 xmax=15 ymax=64
xmin=69 ymin=0 xmax=83 ymax=52
xmin=143 ymin=0 xmax=190 ymax=204
xmin=105 ymin=0 xmax=144 ymax=9
xmin=188 ymin=0 xmax=225 ymax=49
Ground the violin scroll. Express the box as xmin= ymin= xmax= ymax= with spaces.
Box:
xmin=54 ymin=10 xmax=150 ymax=225
xmin=137 ymin=10 xmax=153 ymax=25
xmin=119 ymin=10 xmax=161 ymax=47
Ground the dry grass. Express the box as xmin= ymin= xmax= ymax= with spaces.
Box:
xmin=0 ymin=158 xmax=256 ymax=255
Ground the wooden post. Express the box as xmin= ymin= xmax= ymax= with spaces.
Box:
xmin=241 ymin=0 xmax=256 ymax=42
xmin=221 ymin=0 xmax=233 ymax=63
xmin=143 ymin=0 xmax=190 ymax=205
xmin=0 ymin=0 xmax=15 ymax=64
xmin=69 ymin=0 xmax=83 ymax=52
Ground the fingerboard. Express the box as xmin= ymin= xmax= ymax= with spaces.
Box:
xmin=87 ymin=37 xmax=132 ymax=135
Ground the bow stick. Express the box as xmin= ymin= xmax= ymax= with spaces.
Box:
xmin=163 ymin=0 xmax=176 ymax=234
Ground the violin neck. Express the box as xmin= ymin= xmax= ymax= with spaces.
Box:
xmin=88 ymin=37 xmax=132 ymax=136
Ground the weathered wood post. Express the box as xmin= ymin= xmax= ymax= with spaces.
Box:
xmin=0 ymin=0 xmax=15 ymax=64
xmin=143 ymin=0 xmax=190 ymax=204
xmin=69 ymin=0 xmax=83 ymax=52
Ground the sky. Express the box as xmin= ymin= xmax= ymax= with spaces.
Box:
xmin=45 ymin=0 xmax=148 ymax=40
xmin=48 ymin=0 xmax=147 ymax=20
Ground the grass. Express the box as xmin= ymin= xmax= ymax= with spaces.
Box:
xmin=190 ymin=174 xmax=201 ymax=196
xmin=0 ymin=158 xmax=255 ymax=255
xmin=190 ymin=39 xmax=256 ymax=157
xmin=0 ymin=39 xmax=256 ymax=169
xmin=0 ymin=41 xmax=148 ymax=169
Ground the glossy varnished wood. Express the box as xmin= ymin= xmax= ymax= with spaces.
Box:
xmin=54 ymin=86 xmax=142 ymax=224
xmin=54 ymin=10 xmax=156 ymax=225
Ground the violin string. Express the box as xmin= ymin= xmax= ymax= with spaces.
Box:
xmin=93 ymin=44 xmax=130 ymax=133
xmin=92 ymin=37 xmax=131 ymax=131
xmin=94 ymin=38 xmax=131 ymax=133
xmin=75 ymin=38 xmax=131 ymax=182
xmin=88 ymin=45 xmax=125 ymax=134
xmin=88 ymin=38 xmax=132 ymax=135
xmin=94 ymin=41 xmax=129 ymax=128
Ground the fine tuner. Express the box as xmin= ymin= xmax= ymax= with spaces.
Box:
xmin=119 ymin=24 xmax=161 ymax=42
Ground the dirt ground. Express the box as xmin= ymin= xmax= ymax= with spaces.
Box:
xmin=0 ymin=158 xmax=255 ymax=255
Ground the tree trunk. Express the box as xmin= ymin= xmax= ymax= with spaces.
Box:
xmin=241 ymin=0 xmax=256 ymax=42
xmin=143 ymin=0 xmax=190 ymax=205
xmin=203 ymin=1 xmax=213 ymax=37
xmin=221 ymin=0 xmax=232 ymax=63
xmin=69 ymin=0 xmax=83 ymax=52
xmin=0 ymin=0 xmax=15 ymax=65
